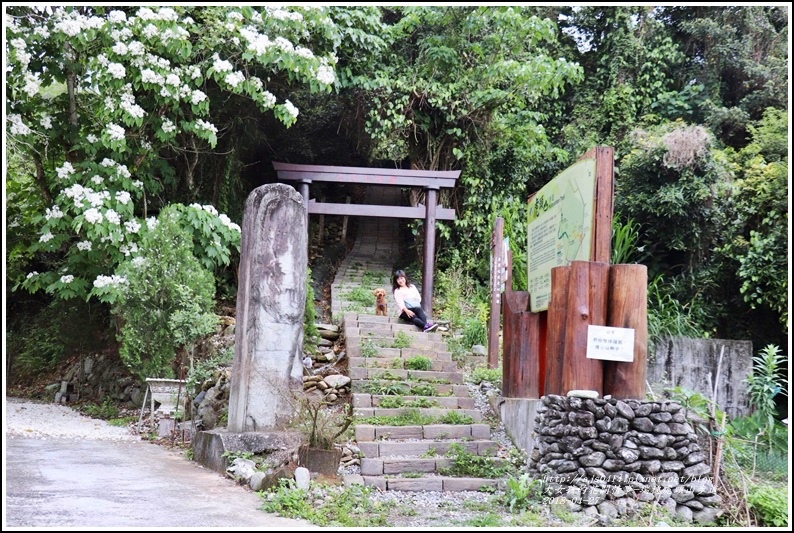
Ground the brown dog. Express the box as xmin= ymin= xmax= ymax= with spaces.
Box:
xmin=373 ymin=288 xmax=388 ymax=316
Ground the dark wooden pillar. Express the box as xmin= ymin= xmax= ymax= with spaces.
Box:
xmin=603 ymin=264 xmax=648 ymax=399
xmin=545 ymin=265 xmax=570 ymax=396
xmin=422 ymin=187 xmax=438 ymax=317
xmin=502 ymin=291 xmax=542 ymax=398
xmin=561 ymin=260 xmax=609 ymax=394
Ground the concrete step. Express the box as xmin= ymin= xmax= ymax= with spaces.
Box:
xmin=357 ymin=439 xmax=501 ymax=459
xmin=349 ymin=357 xmax=458 ymax=373
xmin=353 ymin=406 xmax=482 ymax=423
xmin=350 ymin=380 xmax=470 ymax=397
xmin=348 ymin=367 xmax=463 ymax=384
xmin=361 ymin=475 xmax=503 ymax=492
xmin=354 ymin=423 xmax=491 ymax=442
xmin=352 ymin=393 xmax=475 ymax=410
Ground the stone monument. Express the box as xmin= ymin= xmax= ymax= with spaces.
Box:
xmin=227 ymin=183 xmax=307 ymax=432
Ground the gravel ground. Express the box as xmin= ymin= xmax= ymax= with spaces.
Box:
xmin=5 ymin=397 xmax=139 ymax=441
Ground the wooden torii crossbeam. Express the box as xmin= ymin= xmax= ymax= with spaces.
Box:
xmin=272 ymin=162 xmax=460 ymax=315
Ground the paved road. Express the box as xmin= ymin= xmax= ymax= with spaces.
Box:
xmin=4 ymin=437 xmax=315 ymax=529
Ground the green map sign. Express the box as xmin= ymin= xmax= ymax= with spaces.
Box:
xmin=527 ymin=157 xmax=596 ymax=312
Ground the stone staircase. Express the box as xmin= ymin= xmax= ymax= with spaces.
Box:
xmin=327 ymin=186 xmax=507 ymax=492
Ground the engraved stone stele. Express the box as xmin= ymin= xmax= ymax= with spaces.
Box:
xmin=227 ymin=183 xmax=307 ymax=432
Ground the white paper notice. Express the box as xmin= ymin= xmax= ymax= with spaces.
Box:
xmin=586 ymin=325 xmax=635 ymax=362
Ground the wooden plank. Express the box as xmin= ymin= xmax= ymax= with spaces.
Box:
xmin=501 ymin=291 xmax=541 ymax=398
xmin=274 ymin=161 xmax=460 ymax=188
xmin=307 ymin=200 xmax=456 ymax=220
xmin=545 ymin=265 xmax=570 ymax=396
xmin=561 ymin=261 xmax=609 ymax=394
xmin=603 ymin=264 xmax=648 ymax=399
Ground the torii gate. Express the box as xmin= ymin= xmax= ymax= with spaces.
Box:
xmin=272 ymin=162 xmax=460 ymax=314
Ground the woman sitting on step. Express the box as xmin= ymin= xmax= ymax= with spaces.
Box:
xmin=392 ymin=270 xmax=438 ymax=332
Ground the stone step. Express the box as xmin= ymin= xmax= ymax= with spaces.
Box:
xmin=355 ymin=423 xmax=491 ymax=442
xmin=352 ymin=393 xmax=475 ymax=410
xmin=353 ymin=406 xmax=482 ymax=423
xmin=349 ymin=357 xmax=458 ymax=373
xmin=349 ymin=367 xmax=463 ymax=384
xmin=357 ymin=439 xmax=500 ymax=459
xmin=349 ymin=349 xmax=453 ymax=361
xmin=361 ymin=476 xmax=503 ymax=492
xmin=350 ymin=380 xmax=470 ymax=397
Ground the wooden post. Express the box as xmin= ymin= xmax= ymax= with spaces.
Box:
xmin=578 ymin=146 xmax=614 ymax=264
xmin=561 ymin=261 xmax=609 ymax=394
xmin=603 ymin=264 xmax=648 ymax=399
xmin=422 ymin=187 xmax=438 ymax=318
xmin=341 ymin=196 xmax=351 ymax=241
xmin=317 ymin=214 xmax=325 ymax=245
xmin=545 ymin=265 xmax=570 ymax=396
xmin=502 ymin=291 xmax=541 ymax=398
xmin=488 ymin=218 xmax=504 ymax=369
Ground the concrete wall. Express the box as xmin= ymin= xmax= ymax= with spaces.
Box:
xmin=647 ymin=337 xmax=753 ymax=419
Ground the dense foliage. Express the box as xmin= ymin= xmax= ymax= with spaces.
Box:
xmin=5 ymin=6 xmax=788 ymax=383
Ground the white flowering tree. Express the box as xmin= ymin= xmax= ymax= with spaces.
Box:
xmin=5 ymin=5 xmax=340 ymax=304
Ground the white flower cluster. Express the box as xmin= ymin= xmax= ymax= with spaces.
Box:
xmin=295 ymin=46 xmax=314 ymax=59
xmin=218 ymin=213 xmax=242 ymax=233
xmin=9 ymin=37 xmax=30 ymax=68
xmin=45 ymin=205 xmax=65 ymax=220
xmin=106 ymin=123 xmax=126 ymax=141
xmin=140 ymin=68 xmax=163 ymax=84
xmin=124 ymin=219 xmax=141 ymax=233
xmin=225 ymin=71 xmax=245 ymax=88
xmin=270 ymin=8 xmax=303 ymax=22
xmin=84 ymin=208 xmax=104 ymax=224
xmin=60 ymin=275 xmax=74 ymax=284
xmin=131 ymin=256 xmax=147 ymax=267
xmin=107 ymin=62 xmax=126 ymax=79
xmin=40 ymin=115 xmax=53 ymax=129
xmin=316 ymin=65 xmax=335 ymax=85
xmin=40 ymin=232 xmax=54 ymax=243
xmin=161 ymin=118 xmax=176 ymax=133
xmin=56 ymin=162 xmax=75 ymax=180
xmin=191 ymin=90 xmax=207 ymax=105
xmin=284 ymin=100 xmax=299 ymax=119
xmin=262 ymin=91 xmax=277 ymax=108
xmin=23 ymin=72 xmax=41 ymax=97
xmin=120 ymin=88 xmax=146 ymax=119
xmin=53 ymin=9 xmax=103 ymax=37
xmin=76 ymin=240 xmax=93 ymax=251
xmin=91 ymin=175 xmax=104 ymax=185
xmin=105 ymin=209 xmax=121 ymax=225
xmin=240 ymin=27 xmax=273 ymax=55
xmin=195 ymin=119 xmax=218 ymax=135
xmin=120 ymin=242 xmax=138 ymax=256
xmin=108 ymin=10 xmax=127 ymax=23
xmin=93 ymin=274 xmax=128 ymax=288
xmin=212 ymin=53 xmax=233 ymax=73
xmin=274 ymin=37 xmax=294 ymax=53
xmin=137 ymin=7 xmax=178 ymax=22
xmin=8 ymin=114 xmax=30 ymax=136
xmin=227 ymin=11 xmax=244 ymax=22
xmin=27 ymin=271 xmax=39 ymax=279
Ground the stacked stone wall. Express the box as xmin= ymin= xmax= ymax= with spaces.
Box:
xmin=530 ymin=394 xmax=722 ymax=524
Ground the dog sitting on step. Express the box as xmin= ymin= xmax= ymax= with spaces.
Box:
xmin=373 ymin=288 xmax=388 ymax=316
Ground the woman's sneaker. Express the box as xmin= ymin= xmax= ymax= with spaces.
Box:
xmin=423 ymin=323 xmax=438 ymax=332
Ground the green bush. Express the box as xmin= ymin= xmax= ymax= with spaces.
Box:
xmin=81 ymin=396 xmax=119 ymax=419
xmin=468 ymin=366 xmax=502 ymax=387
xmin=748 ymin=485 xmax=789 ymax=527
xmin=461 ymin=317 xmax=487 ymax=348
xmin=391 ymin=331 xmax=412 ymax=349
xmin=115 ymin=206 xmax=217 ymax=379
xmin=404 ymin=355 xmax=432 ymax=371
